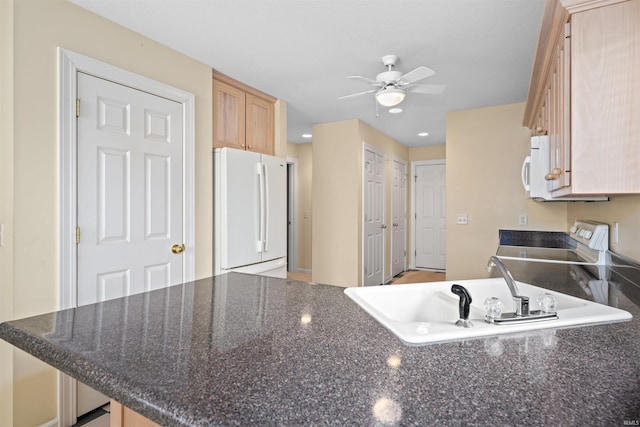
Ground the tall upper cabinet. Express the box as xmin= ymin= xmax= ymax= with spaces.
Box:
xmin=523 ymin=0 xmax=640 ymax=196
xmin=213 ymin=71 xmax=276 ymax=155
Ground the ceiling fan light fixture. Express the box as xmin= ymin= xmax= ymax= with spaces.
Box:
xmin=375 ymin=87 xmax=406 ymax=107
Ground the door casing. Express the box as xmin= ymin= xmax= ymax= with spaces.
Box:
xmin=58 ymin=48 xmax=195 ymax=426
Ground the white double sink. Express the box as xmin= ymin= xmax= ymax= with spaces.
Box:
xmin=344 ymin=278 xmax=632 ymax=345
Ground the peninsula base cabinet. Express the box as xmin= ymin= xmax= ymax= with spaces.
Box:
xmin=525 ymin=0 xmax=640 ymax=197
xmin=110 ymin=400 xmax=161 ymax=427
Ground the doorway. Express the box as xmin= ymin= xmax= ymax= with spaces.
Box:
xmin=411 ymin=160 xmax=446 ymax=271
xmin=58 ymin=49 xmax=195 ymax=426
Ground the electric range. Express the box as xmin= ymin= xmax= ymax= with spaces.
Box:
xmin=496 ymin=220 xmax=609 ymax=266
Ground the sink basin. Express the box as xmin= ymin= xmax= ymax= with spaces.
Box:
xmin=344 ymin=278 xmax=632 ymax=345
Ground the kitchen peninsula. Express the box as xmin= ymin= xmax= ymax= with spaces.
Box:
xmin=1 ymin=260 xmax=640 ymax=426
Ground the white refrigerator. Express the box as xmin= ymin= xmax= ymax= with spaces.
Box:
xmin=214 ymin=147 xmax=287 ymax=278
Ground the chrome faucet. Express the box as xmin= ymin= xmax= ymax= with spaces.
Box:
xmin=487 ymin=256 xmax=529 ymax=316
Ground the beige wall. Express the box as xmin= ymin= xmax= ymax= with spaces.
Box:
xmin=291 ymin=137 xmax=436 ymax=277
xmin=1 ymin=2 xmax=15 ymax=426
xmin=274 ymin=100 xmax=288 ymax=158
xmin=445 ymin=103 xmax=568 ymax=279
xmin=312 ymin=120 xmax=361 ymax=286
xmin=287 ymin=142 xmax=313 ymax=271
xmin=1 ymin=0 xmax=214 ymax=425
xmin=409 ymin=144 xmax=446 ymax=162
xmin=311 ymin=119 xmax=408 ymax=287
xmin=567 ymin=197 xmax=640 ymax=261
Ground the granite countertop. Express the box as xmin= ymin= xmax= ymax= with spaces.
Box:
xmin=2 ymin=257 xmax=640 ymax=426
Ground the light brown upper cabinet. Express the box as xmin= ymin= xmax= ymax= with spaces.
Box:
xmin=213 ymin=71 xmax=276 ymax=155
xmin=524 ymin=0 xmax=640 ymax=196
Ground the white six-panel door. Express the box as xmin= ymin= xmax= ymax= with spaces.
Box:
xmin=415 ymin=163 xmax=446 ymax=270
xmin=77 ymin=72 xmax=184 ymax=306
xmin=75 ymin=72 xmax=184 ymax=416
xmin=391 ymin=159 xmax=407 ymax=277
xmin=363 ymin=145 xmax=385 ymax=286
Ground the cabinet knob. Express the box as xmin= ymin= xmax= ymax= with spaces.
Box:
xmin=544 ymin=168 xmax=562 ymax=181
xmin=248 ymin=145 xmax=253 ymax=149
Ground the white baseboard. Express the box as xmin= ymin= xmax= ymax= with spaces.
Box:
xmin=37 ymin=418 xmax=58 ymax=427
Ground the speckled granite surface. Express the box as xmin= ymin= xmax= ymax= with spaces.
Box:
xmin=2 ymin=260 xmax=640 ymax=426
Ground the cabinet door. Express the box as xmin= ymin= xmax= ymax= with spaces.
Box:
xmin=245 ymin=94 xmax=274 ymax=155
xmin=547 ymin=23 xmax=571 ymax=192
xmin=213 ymin=79 xmax=246 ymax=149
xmin=570 ymin=0 xmax=640 ymax=194
xmin=110 ymin=400 xmax=161 ymax=427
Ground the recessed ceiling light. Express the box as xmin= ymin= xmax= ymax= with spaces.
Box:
xmin=302 ymin=134 xmax=312 ymax=138
xmin=388 ymin=107 xmax=403 ymax=114
xmin=418 ymin=132 xmax=429 ymax=137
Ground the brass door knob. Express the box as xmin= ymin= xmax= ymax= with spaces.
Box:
xmin=171 ymin=244 xmax=186 ymax=254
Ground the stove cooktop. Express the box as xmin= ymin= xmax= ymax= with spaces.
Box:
xmin=497 ymin=220 xmax=609 ymax=265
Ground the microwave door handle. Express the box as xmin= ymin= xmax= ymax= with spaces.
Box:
xmin=522 ymin=156 xmax=531 ymax=192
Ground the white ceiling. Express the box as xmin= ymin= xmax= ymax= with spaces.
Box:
xmin=68 ymin=0 xmax=543 ymax=147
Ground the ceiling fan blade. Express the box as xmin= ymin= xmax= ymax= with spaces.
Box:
xmin=347 ymin=75 xmax=380 ymax=86
xmin=407 ymin=84 xmax=446 ymax=95
xmin=338 ymin=89 xmax=377 ymax=100
xmin=397 ymin=66 xmax=436 ymax=85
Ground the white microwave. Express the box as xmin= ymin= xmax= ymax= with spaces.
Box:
xmin=521 ymin=136 xmax=607 ymax=201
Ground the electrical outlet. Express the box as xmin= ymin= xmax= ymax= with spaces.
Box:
xmin=456 ymin=214 xmax=468 ymax=225
xmin=519 ymin=214 xmax=528 ymax=226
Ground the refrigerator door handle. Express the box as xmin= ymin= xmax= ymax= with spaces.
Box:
xmin=256 ymin=163 xmax=265 ymax=253
xmin=263 ymin=162 xmax=269 ymax=253
xmin=258 ymin=162 xmax=268 ymax=253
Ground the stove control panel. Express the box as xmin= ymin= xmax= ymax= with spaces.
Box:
xmin=569 ymin=220 xmax=609 ymax=251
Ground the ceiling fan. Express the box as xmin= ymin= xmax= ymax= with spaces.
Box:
xmin=339 ymin=55 xmax=446 ymax=107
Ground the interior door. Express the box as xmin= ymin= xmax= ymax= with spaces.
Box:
xmin=415 ymin=163 xmax=446 ymax=270
xmin=76 ymin=72 xmax=184 ymax=415
xmin=363 ymin=146 xmax=385 ymax=286
xmin=391 ymin=159 xmax=407 ymax=277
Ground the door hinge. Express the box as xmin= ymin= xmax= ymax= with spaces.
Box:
xmin=76 ymin=99 xmax=81 ymax=117
xmin=75 ymin=227 xmax=80 ymax=244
